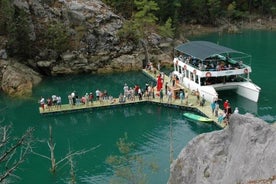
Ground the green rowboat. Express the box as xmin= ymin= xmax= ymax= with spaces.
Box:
xmin=183 ymin=112 xmax=213 ymax=123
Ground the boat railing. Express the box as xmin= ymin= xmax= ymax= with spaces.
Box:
xmin=175 ymin=58 xmax=251 ymax=77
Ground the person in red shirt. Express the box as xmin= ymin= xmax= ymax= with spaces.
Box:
xmin=223 ymin=100 xmax=229 ymax=112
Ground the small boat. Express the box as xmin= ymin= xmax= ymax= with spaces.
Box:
xmin=172 ymin=41 xmax=261 ymax=102
xmin=183 ymin=112 xmax=213 ymax=123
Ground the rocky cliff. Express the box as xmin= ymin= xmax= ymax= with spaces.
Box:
xmin=168 ymin=114 xmax=276 ymax=184
xmin=0 ymin=0 xmax=172 ymax=96
xmin=10 ymin=0 xmax=143 ymax=75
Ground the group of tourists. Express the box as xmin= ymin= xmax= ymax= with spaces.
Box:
xmin=211 ymin=98 xmax=239 ymax=125
xmin=39 ymin=95 xmax=61 ymax=111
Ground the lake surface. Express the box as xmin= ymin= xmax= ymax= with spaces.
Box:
xmin=0 ymin=30 xmax=275 ymax=183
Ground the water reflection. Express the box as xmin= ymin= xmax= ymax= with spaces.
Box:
xmin=184 ymin=118 xmax=220 ymax=134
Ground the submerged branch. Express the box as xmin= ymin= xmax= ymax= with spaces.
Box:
xmin=55 ymin=144 xmax=101 ymax=166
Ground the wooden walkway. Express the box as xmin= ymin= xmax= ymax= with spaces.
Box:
xmin=39 ymin=69 xmax=227 ymax=129
xmin=141 ymin=69 xmax=227 ymax=128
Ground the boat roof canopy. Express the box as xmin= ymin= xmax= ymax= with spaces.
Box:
xmin=175 ymin=41 xmax=248 ymax=61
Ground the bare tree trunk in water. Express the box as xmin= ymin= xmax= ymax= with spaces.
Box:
xmin=32 ymin=124 xmax=101 ymax=176
xmin=140 ymin=39 xmax=149 ymax=68
xmin=48 ymin=124 xmax=56 ymax=173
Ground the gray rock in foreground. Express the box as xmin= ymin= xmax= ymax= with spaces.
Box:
xmin=168 ymin=114 xmax=276 ymax=184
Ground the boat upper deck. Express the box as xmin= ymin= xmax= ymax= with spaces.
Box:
xmin=173 ymin=41 xmax=252 ymax=77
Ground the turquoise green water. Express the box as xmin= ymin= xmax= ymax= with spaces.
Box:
xmin=0 ymin=30 xmax=275 ymax=183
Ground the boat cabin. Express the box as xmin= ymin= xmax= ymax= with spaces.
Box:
xmin=172 ymin=41 xmax=260 ymax=102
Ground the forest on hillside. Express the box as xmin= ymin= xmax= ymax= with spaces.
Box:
xmin=104 ymin=0 xmax=276 ymax=25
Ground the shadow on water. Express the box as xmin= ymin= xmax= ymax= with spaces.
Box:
xmin=183 ymin=117 xmax=221 ymax=134
xmin=217 ymin=90 xmax=258 ymax=115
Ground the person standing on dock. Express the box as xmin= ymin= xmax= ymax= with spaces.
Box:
xmin=214 ymin=102 xmax=219 ymax=117
xmin=211 ymin=100 xmax=216 ymax=115
xmin=138 ymin=87 xmax=142 ymax=100
xmin=223 ymin=100 xmax=229 ymax=112
xmin=200 ymin=95 xmax=206 ymax=106
xmin=71 ymin=91 xmax=76 ymax=105
xmin=89 ymin=92 xmax=94 ymax=105
xmin=96 ymin=89 xmax=100 ymax=101
xmin=68 ymin=94 xmax=73 ymax=107
xmin=195 ymin=89 xmax=200 ymax=104
xmin=180 ymin=90 xmax=184 ymax=104
xmin=123 ymin=83 xmax=128 ymax=96
xmin=57 ymin=96 xmax=61 ymax=109
xmin=85 ymin=93 xmax=89 ymax=106
xmin=167 ymin=90 xmax=172 ymax=103
xmin=159 ymin=89 xmax=164 ymax=102
xmin=165 ymin=82 xmax=168 ymax=96
xmin=172 ymin=75 xmax=176 ymax=87
xmin=151 ymin=85 xmax=155 ymax=99
xmin=134 ymin=85 xmax=139 ymax=97
xmin=39 ymin=97 xmax=45 ymax=111
xmin=234 ymin=107 xmax=239 ymax=114
xmin=185 ymin=90 xmax=189 ymax=105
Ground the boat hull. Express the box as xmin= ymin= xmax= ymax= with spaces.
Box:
xmin=174 ymin=71 xmax=260 ymax=102
xmin=183 ymin=112 xmax=213 ymax=123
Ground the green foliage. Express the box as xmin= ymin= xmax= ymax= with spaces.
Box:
xmin=271 ymin=6 xmax=276 ymax=16
xmin=155 ymin=0 xmax=181 ymax=25
xmin=117 ymin=20 xmax=140 ymax=43
xmin=117 ymin=0 xmax=160 ymax=42
xmin=207 ymin=0 xmax=222 ymax=24
xmin=106 ymin=133 xmax=158 ymax=184
xmin=45 ymin=22 xmax=70 ymax=55
xmin=6 ymin=8 xmax=33 ymax=58
xmin=134 ymin=0 xmax=159 ymax=24
xmin=191 ymin=0 xmax=209 ymax=23
xmin=226 ymin=1 xmax=244 ymax=19
xmin=0 ymin=0 xmax=14 ymax=34
xmin=103 ymin=0 xmax=134 ymax=18
xmin=158 ymin=17 xmax=175 ymax=38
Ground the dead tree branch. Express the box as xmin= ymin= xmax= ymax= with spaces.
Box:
xmin=0 ymin=127 xmax=34 ymax=182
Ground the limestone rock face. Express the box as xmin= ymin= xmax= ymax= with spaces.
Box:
xmin=0 ymin=60 xmax=42 ymax=97
xmin=0 ymin=0 xmax=173 ymax=96
xmin=5 ymin=0 xmax=173 ymax=76
xmin=10 ymin=0 xmax=141 ymax=75
xmin=168 ymin=114 xmax=276 ymax=184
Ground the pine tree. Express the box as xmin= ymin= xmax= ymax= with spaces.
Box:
xmin=158 ymin=17 xmax=175 ymax=38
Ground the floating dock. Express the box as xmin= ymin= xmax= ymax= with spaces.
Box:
xmin=141 ymin=69 xmax=227 ymax=128
xmin=39 ymin=69 xmax=227 ymax=129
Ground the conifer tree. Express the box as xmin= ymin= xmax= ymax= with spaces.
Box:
xmin=158 ymin=17 xmax=175 ymax=38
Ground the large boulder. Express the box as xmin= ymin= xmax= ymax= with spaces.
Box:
xmin=1 ymin=60 xmax=42 ymax=97
xmin=168 ymin=114 xmax=276 ymax=184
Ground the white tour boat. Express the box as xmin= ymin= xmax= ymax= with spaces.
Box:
xmin=172 ymin=41 xmax=261 ymax=102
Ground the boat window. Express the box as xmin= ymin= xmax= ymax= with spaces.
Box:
xmin=195 ymin=75 xmax=199 ymax=84
xmin=182 ymin=70 xmax=186 ymax=78
xmin=190 ymin=72 xmax=193 ymax=81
